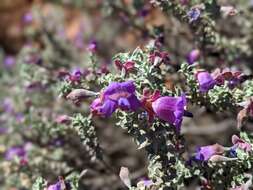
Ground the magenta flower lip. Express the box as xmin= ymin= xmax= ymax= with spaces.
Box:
xmin=90 ymin=81 xmax=141 ymax=117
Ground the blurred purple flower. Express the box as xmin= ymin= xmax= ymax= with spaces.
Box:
xmin=2 ymin=98 xmax=14 ymax=113
xmin=151 ymin=94 xmax=188 ymax=130
xmin=232 ymin=135 xmax=252 ymax=152
xmin=196 ymin=71 xmax=216 ymax=92
xmin=4 ymin=56 xmax=16 ymax=68
xmin=74 ymin=31 xmax=85 ymax=50
xmin=195 ymin=144 xmax=224 ymax=161
xmin=187 ymin=49 xmax=200 ymax=65
xmin=15 ymin=113 xmax=25 ymax=123
xmin=180 ymin=0 xmax=189 ymax=5
xmin=0 ymin=127 xmax=8 ymax=135
xmin=187 ymin=8 xmax=201 ymax=22
xmin=138 ymin=6 xmax=150 ymax=17
xmin=22 ymin=12 xmax=33 ymax=24
xmin=90 ymin=81 xmax=141 ymax=117
xmin=5 ymin=146 xmax=26 ymax=161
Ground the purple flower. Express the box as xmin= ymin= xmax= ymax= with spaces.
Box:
xmin=151 ymin=94 xmax=187 ymax=130
xmin=87 ymin=40 xmax=97 ymax=53
xmin=142 ymin=179 xmax=153 ymax=187
xmin=4 ymin=56 xmax=16 ymax=68
xmin=47 ymin=179 xmax=71 ymax=190
xmin=2 ymin=98 xmax=14 ymax=113
xmin=137 ymin=178 xmax=154 ymax=188
xmin=90 ymin=81 xmax=141 ymax=117
xmin=5 ymin=143 xmax=32 ymax=163
xmin=48 ymin=182 xmax=62 ymax=190
xmin=22 ymin=12 xmax=33 ymax=24
xmin=114 ymin=60 xmax=135 ymax=73
xmin=149 ymin=51 xmax=170 ymax=66
xmin=5 ymin=146 xmax=26 ymax=161
xmin=195 ymin=144 xmax=224 ymax=161
xmin=138 ymin=6 xmax=150 ymax=17
xmin=0 ymin=127 xmax=8 ymax=135
xmin=187 ymin=8 xmax=201 ymax=22
xmin=232 ymin=135 xmax=252 ymax=152
xmin=187 ymin=49 xmax=200 ymax=64
xmin=196 ymin=71 xmax=216 ymax=92
xmin=212 ymin=68 xmax=243 ymax=89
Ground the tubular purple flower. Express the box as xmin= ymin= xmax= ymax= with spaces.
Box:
xmin=47 ymin=179 xmax=71 ymax=190
xmin=48 ymin=182 xmax=61 ymax=190
xmin=151 ymin=94 xmax=187 ymax=130
xmin=187 ymin=49 xmax=200 ymax=65
xmin=196 ymin=71 xmax=216 ymax=92
xmin=90 ymin=81 xmax=141 ymax=117
xmin=195 ymin=144 xmax=224 ymax=161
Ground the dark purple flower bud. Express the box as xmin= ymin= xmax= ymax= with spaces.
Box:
xmin=187 ymin=49 xmax=200 ymax=64
xmin=138 ymin=6 xmax=150 ymax=17
xmin=87 ymin=40 xmax=97 ymax=53
xmin=69 ymin=68 xmax=82 ymax=82
xmin=196 ymin=71 xmax=216 ymax=92
xmin=195 ymin=144 xmax=224 ymax=161
xmin=4 ymin=56 xmax=16 ymax=68
xmin=187 ymin=8 xmax=201 ymax=22
xmin=149 ymin=51 xmax=170 ymax=66
xmin=151 ymin=94 xmax=187 ymax=130
xmin=90 ymin=81 xmax=141 ymax=117
xmin=114 ymin=60 xmax=135 ymax=73
xmin=232 ymin=135 xmax=252 ymax=152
